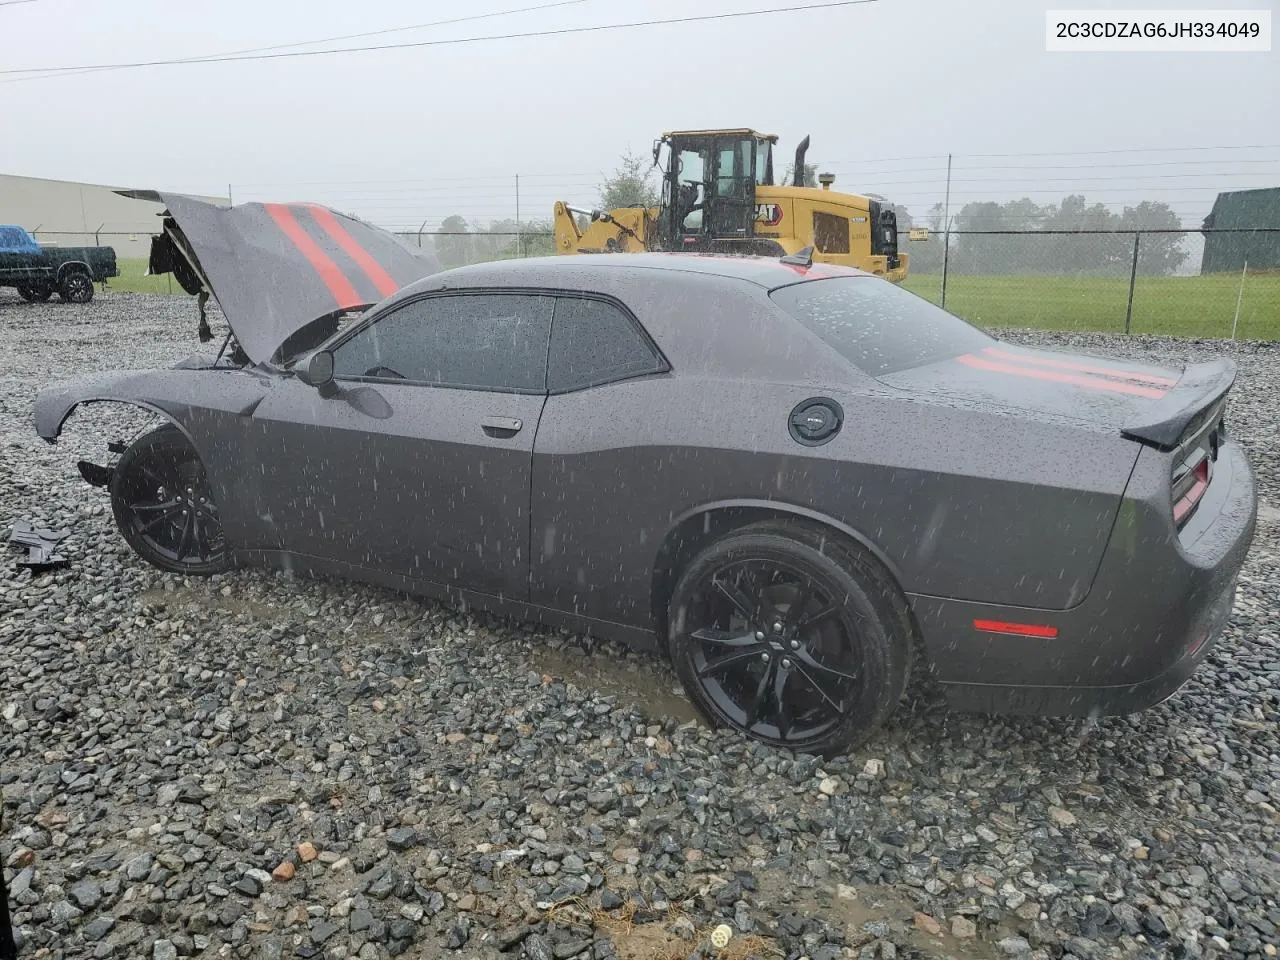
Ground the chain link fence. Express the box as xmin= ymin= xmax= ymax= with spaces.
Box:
xmin=902 ymin=227 xmax=1278 ymax=339
xmin=21 ymin=225 xmax=1279 ymax=340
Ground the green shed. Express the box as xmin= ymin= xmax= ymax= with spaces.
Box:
xmin=1201 ymin=187 xmax=1280 ymax=274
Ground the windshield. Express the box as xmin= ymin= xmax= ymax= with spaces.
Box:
xmin=770 ymin=276 xmax=992 ymax=377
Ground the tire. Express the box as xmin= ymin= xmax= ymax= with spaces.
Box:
xmin=667 ymin=520 xmax=912 ymax=756
xmin=15 ymin=282 xmax=53 ymax=303
xmin=110 ymin=425 xmax=229 ymax=575
xmin=57 ymin=270 xmax=94 ymax=303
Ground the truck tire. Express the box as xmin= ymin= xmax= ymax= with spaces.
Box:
xmin=58 ymin=270 xmax=94 ymax=304
xmin=15 ymin=282 xmax=53 ymax=303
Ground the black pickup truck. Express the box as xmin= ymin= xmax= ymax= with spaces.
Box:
xmin=0 ymin=225 xmax=118 ymax=303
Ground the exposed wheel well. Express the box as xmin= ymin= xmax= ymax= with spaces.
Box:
xmin=56 ymin=260 xmax=91 ymax=280
xmin=42 ymin=397 xmax=188 ymax=447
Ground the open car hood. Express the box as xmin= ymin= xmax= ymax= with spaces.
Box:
xmin=120 ymin=191 xmax=440 ymax=365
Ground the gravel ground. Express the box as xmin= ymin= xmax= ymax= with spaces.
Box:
xmin=1 ymin=289 xmax=1277 ymax=960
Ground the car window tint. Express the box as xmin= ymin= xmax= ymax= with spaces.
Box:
xmin=770 ymin=277 xmax=991 ymax=377
xmin=332 ymin=294 xmax=553 ymax=391
xmin=548 ymin=297 xmax=664 ymax=392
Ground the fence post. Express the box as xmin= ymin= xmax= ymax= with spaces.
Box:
xmin=515 ymin=174 xmax=522 ymax=258
xmin=939 ymin=153 xmax=952 ymax=306
xmin=1123 ymin=232 xmax=1140 ymax=334
xmin=1231 ymin=258 xmax=1248 ymax=340
xmin=940 ymin=216 xmax=952 ymax=309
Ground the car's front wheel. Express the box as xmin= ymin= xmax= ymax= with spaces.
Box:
xmin=667 ymin=521 xmax=912 ymax=756
xmin=58 ymin=270 xmax=94 ymax=303
xmin=110 ymin=425 xmax=229 ymax=575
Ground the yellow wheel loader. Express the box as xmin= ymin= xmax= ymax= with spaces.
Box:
xmin=553 ymin=129 xmax=907 ymax=281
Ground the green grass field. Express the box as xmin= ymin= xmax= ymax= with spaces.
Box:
xmin=111 ymin=258 xmax=1280 ymax=340
xmin=903 ymin=271 xmax=1280 ymax=340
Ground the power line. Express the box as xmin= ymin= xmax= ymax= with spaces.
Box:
xmin=0 ymin=0 xmax=600 ymax=83
xmin=844 ymin=172 xmax=1280 ymax=188
xmin=182 ymin=0 xmax=599 ymax=58
xmin=0 ymin=0 xmax=42 ymax=7
xmin=826 ymin=157 xmax=1280 ymax=175
xmin=823 ymin=145 xmax=1280 ymax=166
xmin=0 ymin=0 xmax=879 ymax=77
xmin=962 ymin=144 xmax=1280 ymax=159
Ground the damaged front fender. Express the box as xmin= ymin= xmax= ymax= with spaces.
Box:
xmin=34 ymin=367 xmax=277 ymax=552
xmin=33 ymin=368 xmax=271 ymax=443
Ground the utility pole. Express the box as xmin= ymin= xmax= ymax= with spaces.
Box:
xmin=228 ymin=183 xmax=234 ymax=206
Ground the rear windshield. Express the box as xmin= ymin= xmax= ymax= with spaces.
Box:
xmin=770 ymin=276 xmax=991 ymax=377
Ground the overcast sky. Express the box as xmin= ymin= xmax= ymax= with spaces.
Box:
xmin=1 ymin=0 xmax=1275 ymax=230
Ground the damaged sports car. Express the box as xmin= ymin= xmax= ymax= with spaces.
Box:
xmin=34 ymin=195 xmax=1257 ymax=754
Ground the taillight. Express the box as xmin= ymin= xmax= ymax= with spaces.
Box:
xmin=1171 ymin=410 xmax=1223 ymax=530
xmin=1172 ymin=453 xmax=1211 ymax=527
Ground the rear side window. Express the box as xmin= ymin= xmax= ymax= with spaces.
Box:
xmin=333 ymin=293 xmax=553 ymax=392
xmin=770 ymin=277 xmax=991 ymax=377
xmin=548 ymin=297 xmax=665 ymax=392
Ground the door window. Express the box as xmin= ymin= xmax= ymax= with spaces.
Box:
xmin=714 ymin=140 xmax=752 ymax=200
xmin=547 ymin=297 xmax=666 ymax=393
xmin=332 ymin=293 xmax=553 ymax=392
xmin=676 ymin=148 xmax=708 ymax=233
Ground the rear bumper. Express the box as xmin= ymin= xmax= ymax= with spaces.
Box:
xmin=909 ymin=439 xmax=1256 ymax=717
xmin=937 ymin=578 xmax=1236 ymax=715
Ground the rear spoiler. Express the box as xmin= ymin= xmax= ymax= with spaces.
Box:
xmin=1121 ymin=358 xmax=1235 ymax=451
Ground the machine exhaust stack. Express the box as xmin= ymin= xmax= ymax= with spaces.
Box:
xmin=792 ymin=135 xmax=811 ymax=187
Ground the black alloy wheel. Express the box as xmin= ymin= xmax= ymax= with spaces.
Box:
xmin=110 ymin=426 xmax=229 ymax=575
xmin=668 ymin=521 xmax=911 ymax=756
xmin=58 ymin=271 xmax=94 ymax=303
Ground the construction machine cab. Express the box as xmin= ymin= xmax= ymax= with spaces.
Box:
xmin=655 ymin=129 xmax=779 ymax=252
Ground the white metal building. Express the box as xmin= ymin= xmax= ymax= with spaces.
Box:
xmin=0 ymin=173 xmax=228 ymax=249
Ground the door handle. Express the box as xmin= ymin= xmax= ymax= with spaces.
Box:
xmin=481 ymin=416 xmax=523 ymax=437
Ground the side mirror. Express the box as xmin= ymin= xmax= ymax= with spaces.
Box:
xmin=297 ymin=350 xmax=335 ymax=392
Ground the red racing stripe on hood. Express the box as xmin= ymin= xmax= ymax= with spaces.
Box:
xmin=983 ymin=346 xmax=1178 ymax=386
xmin=264 ymin=203 xmax=361 ymax=308
xmin=957 ymin=353 xmax=1169 ymax=399
xmin=306 ymin=205 xmax=400 ymax=299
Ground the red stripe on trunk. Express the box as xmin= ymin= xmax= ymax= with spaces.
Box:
xmin=264 ymin=203 xmax=360 ymax=307
xmin=306 ymin=205 xmax=400 ymax=298
xmin=983 ymin=346 xmax=1178 ymax=386
xmin=957 ymin=353 xmax=1168 ymax=399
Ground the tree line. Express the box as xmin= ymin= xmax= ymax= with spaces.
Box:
xmin=895 ymin=196 xmax=1188 ymax=276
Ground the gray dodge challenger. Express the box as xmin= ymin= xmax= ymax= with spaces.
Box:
xmin=34 ymin=195 xmax=1257 ymax=755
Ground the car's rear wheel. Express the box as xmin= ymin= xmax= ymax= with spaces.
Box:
xmin=15 ymin=282 xmax=53 ymax=303
xmin=58 ymin=270 xmax=94 ymax=303
xmin=667 ymin=521 xmax=911 ymax=756
xmin=110 ymin=425 xmax=228 ymax=575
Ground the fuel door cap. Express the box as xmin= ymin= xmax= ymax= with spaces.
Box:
xmin=789 ymin=398 xmax=843 ymax=446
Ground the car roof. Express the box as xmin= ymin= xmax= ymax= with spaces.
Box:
xmin=415 ymin=252 xmax=874 ymax=293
